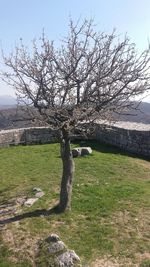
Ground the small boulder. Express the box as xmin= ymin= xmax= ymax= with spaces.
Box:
xmin=72 ymin=148 xmax=81 ymax=157
xmin=33 ymin=187 xmax=43 ymax=192
xmin=48 ymin=241 xmax=66 ymax=254
xmin=45 ymin=234 xmax=60 ymax=243
xmin=81 ymin=147 xmax=92 ymax=156
xmin=45 ymin=235 xmax=66 ymax=254
xmin=57 ymin=250 xmax=81 ymax=267
xmin=36 ymin=234 xmax=82 ymax=266
xmin=35 ymin=191 xmax=45 ymax=198
xmin=24 ymin=198 xmax=38 ymax=207
xmin=33 ymin=187 xmax=45 ymax=198
xmin=72 ymin=147 xmax=92 ymax=157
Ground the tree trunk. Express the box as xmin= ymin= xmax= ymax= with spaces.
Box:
xmin=58 ymin=127 xmax=75 ymax=212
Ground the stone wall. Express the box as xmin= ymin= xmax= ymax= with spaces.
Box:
xmin=0 ymin=127 xmax=57 ymax=147
xmin=94 ymin=123 xmax=150 ymax=157
xmin=0 ymin=124 xmax=150 ymax=157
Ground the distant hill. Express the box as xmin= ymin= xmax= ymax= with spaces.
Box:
xmin=117 ymin=102 xmax=150 ymax=124
xmin=0 ymin=106 xmax=46 ymax=130
xmin=0 ymin=100 xmax=150 ymax=130
xmin=0 ymin=95 xmax=17 ymax=109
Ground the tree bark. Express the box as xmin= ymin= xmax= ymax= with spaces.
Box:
xmin=58 ymin=127 xmax=75 ymax=212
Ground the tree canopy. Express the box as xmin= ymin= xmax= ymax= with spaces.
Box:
xmin=2 ymin=19 xmax=150 ymax=130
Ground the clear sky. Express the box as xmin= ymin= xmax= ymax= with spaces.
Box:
xmin=0 ymin=0 xmax=150 ymax=100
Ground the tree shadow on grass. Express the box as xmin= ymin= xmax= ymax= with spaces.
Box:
xmin=74 ymin=139 xmax=150 ymax=162
xmin=0 ymin=204 xmax=61 ymax=226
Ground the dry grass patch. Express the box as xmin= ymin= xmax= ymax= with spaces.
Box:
xmin=130 ymin=157 xmax=150 ymax=173
xmin=2 ymin=225 xmax=39 ymax=266
xmin=108 ymin=208 xmax=150 ymax=266
xmin=91 ymin=255 xmax=133 ymax=267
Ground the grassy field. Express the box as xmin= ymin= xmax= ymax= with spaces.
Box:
xmin=0 ymin=141 xmax=150 ymax=267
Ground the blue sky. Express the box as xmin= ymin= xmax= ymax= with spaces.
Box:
xmin=0 ymin=0 xmax=150 ymax=100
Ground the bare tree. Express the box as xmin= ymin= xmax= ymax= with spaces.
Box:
xmin=1 ymin=19 xmax=150 ymax=212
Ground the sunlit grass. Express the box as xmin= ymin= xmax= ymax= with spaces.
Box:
xmin=0 ymin=141 xmax=149 ymax=266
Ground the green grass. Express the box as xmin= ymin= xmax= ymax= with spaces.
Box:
xmin=0 ymin=141 xmax=150 ymax=266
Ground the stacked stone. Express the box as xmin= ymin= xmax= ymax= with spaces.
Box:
xmin=36 ymin=234 xmax=82 ymax=267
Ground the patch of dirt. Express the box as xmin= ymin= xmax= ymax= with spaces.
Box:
xmin=2 ymin=226 xmax=39 ymax=266
xmin=135 ymin=252 xmax=150 ymax=262
xmin=103 ymin=208 xmax=150 ymax=267
xmin=0 ymin=196 xmax=40 ymax=266
xmin=111 ymin=208 xmax=150 ymax=239
xmin=91 ymin=256 xmax=134 ymax=267
xmin=91 ymin=253 xmax=150 ymax=267
xmin=92 ymin=253 xmax=150 ymax=267
xmin=133 ymin=158 xmax=150 ymax=171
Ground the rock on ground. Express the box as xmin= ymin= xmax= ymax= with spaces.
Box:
xmin=24 ymin=188 xmax=45 ymax=206
xmin=57 ymin=250 xmax=81 ymax=267
xmin=24 ymin=198 xmax=38 ymax=207
xmin=72 ymin=147 xmax=92 ymax=157
xmin=37 ymin=234 xmax=82 ymax=267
